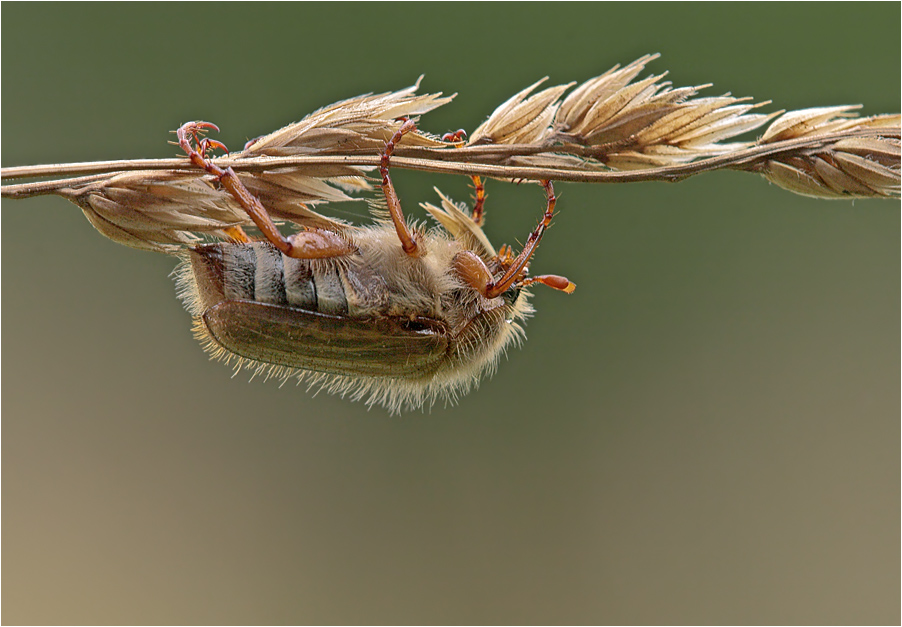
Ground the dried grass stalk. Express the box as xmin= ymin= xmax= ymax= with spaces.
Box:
xmin=757 ymin=108 xmax=900 ymax=198
xmin=2 ymin=55 xmax=897 ymax=252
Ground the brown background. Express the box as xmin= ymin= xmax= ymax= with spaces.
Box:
xmin=3 ymin=3 xmax=899 ymax=624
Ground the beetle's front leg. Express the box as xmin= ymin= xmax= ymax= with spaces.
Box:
xmin=441 ymin=129 xmax=486 ymax=226
xmin=453 ymin=180 xmax=575 ymax=297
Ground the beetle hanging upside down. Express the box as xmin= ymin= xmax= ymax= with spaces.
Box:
xmin=175 ymin=119 xmax=574 ymax=412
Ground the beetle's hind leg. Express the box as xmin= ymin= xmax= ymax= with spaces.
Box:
xmin=176 ymin=121 xmax=355 ymax=259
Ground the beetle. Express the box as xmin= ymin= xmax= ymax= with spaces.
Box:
xmin=173 ymin=119 xmax=574 ymax=412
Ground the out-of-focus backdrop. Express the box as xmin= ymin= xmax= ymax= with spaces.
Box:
xmin=2 ymin=4 xmax=899 ymax=624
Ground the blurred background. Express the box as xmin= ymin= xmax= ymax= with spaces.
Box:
xmin=2 ymin=4 xmax=898 ymax=624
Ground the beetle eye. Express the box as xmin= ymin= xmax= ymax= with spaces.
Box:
xmin=402 ymin=319 xmax=432 ymax=333
xmin=502 ymin=285 xmax=522 ymax=305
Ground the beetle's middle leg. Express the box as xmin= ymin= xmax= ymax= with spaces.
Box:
xmin=380 ymin=118 xmax=424 ymax=257
xmin=176 ymin=121 xmax=355 ymax=259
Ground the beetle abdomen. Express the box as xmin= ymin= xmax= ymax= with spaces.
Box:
xmin=177 ymin=240 xmax=453 ymax=381
xmin=188 ymin=242 xmax=354 ymax=315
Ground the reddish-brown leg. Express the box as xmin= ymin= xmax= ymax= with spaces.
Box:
xmin=381 ymin=118 xmax=421 ymax=256
xmin=441 ymin=129 xmax=468 ymax=144
xmin=516 ymin=273 xmax=576 ymax=293
xmin=176 ymin=122 xmax=355 ymax=259
xmin=440 ymin=129 xmax=486 ymax=226
xmin=453 ymin=180 xmax=575 ymax=298
xmin=222 ymin=226 xmax=251 ymax=243
xmin=469 ymin=175 xmax=486 ymax=226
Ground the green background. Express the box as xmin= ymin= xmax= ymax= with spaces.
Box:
xmin=3 ymin=3 xmax=899 ymax=624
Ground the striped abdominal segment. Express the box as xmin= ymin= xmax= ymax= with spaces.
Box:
xmin=189 ymin=242 xmax=356 ymax=316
